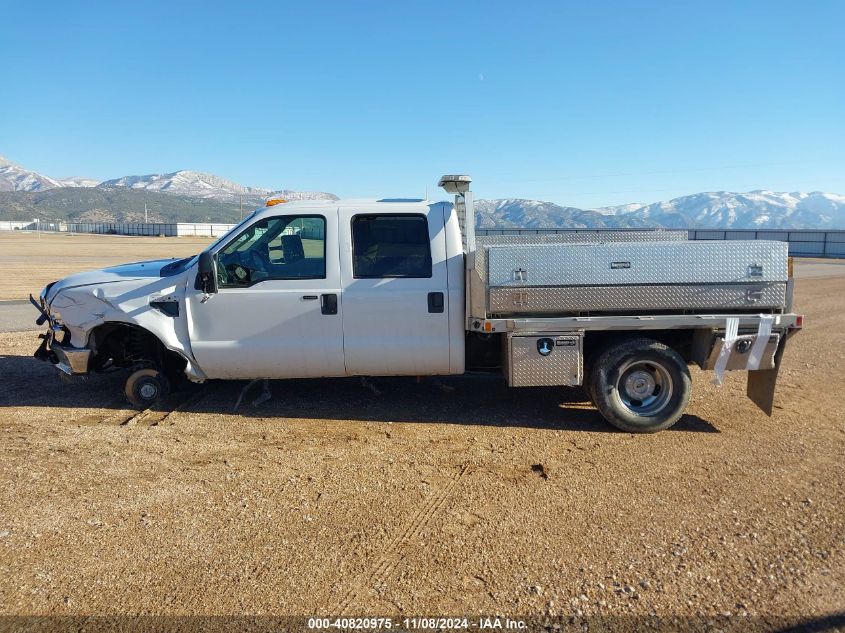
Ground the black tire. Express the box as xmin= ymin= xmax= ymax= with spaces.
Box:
xmin=591 ymin=337 xmax=691 ymax=433
xmin=125 ymin=367 xmax=170 ymax=409
xmin=582 ymin=355 xmax=599 ymax=404
xmin=583 ymin=370 xmax=598 ymax=405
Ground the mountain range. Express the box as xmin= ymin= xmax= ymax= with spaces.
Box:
xmin=475 ymin=192 xmax=845 ymax=230
xmin=98 ymin=171 xmax=337 ymax=205
xmin=0 ymin=155 xmax=336 ymax=205
xmin=0 ymin=156 xmax=93 ymax=192
xmin=2 ymin=154 xmax=844 ymax=229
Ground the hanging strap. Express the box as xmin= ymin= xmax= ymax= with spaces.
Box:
xmin=746 ymin=314 xmax=775 ymax=370
xmin=712 ymin=317 xmax=739 ymax=386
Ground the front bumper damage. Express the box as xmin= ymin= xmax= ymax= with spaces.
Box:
xmin=31 ymin=293 xmax=91 ymax=376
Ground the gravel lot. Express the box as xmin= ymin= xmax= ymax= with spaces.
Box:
xmin=0 ymin=234 xmax=843 ymax=632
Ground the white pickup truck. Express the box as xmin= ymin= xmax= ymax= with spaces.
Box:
xmin=32 ymin=175 xmax=803 ymax=432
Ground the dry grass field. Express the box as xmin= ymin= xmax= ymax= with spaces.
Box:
xmin=0 ymin=232 xmax=843 ymax=631
xmin=0 ymin=232 xmax=213 ymax=301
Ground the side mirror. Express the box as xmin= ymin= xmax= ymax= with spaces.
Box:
xmin=196 ymin=251 xmax=218 ymax=293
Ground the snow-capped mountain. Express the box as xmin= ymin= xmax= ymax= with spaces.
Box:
xmin=98 ymin=171 xmax=270 ymax=202
xmin=0 ymin=156 xmax=63 ymax=192
xmin=0 ymin=155 xmax=337 ymax=204
xmin=98 ymin=170 xmax=337 ymax=204
xmin=2 ymin=153 xmax=844 ymax=228
xmin=58 ymin=176 xmax=101 ymax=188
xmin=597 ymin=191 xmax=845 ymax=229
xmin=475 ymin=199 xmax=649 ymax=229
xmin=592 ymin=202 xmax=645 ymax=216
xmin=265 ymin=189 xmax=339 ymax=201
xmin=477 ymin=191 xmax=845 ymax=230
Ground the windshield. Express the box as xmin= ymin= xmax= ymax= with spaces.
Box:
xmin=216 ymin=215 xmax=327 ymax=287
xmin=205 ymin=210 xmax=260 ymax=253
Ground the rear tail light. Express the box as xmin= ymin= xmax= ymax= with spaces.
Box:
xmin=795 ymin=315 xmax=804 ymax=329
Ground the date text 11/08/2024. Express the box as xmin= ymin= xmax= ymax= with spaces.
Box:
xmin=307 ymin=617 xmax=527 ymax=630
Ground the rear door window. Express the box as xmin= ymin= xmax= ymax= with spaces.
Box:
xmin=351 ymin=214 xmax=432 ymax=278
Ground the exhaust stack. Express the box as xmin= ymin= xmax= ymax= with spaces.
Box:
xmin=438 ymin=174 xmax=476 ymax=262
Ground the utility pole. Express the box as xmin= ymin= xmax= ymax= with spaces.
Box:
xmin=240 ymin=194 xmax=243 ymax=220
xmin=144 ymin=202 xmax=148 ymax=223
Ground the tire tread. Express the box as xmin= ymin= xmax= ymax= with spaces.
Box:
xmin=591 ymin=337 xmax=691 ymax=433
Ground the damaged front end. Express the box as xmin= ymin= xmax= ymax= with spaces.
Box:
xmin=30 ymin=257 xmax=203 ymax=383
xmin=31 ymin=292 xmax=91 ymax=375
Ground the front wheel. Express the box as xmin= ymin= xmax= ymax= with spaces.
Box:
xmin=125 ymin=366 xmax=170 ymax=409
xmin=591 ymin=338 xmax=691 ymax=433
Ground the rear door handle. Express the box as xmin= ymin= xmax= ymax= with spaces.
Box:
xmin=427 ymin=291 xmax=444 ymax=313
xmin=321 ymin=293 xmax=338 ymax=315
xmin=302 ymin=295 xmax=318 ymax=300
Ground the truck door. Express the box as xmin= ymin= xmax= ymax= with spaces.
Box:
xmin=338 ymin=205 xmax=451 ymax=376
xmin=185 ymin=210 xmax=346 ymax=380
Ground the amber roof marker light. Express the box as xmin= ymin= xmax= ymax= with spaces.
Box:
xmin=265 ymin=198 xmax=287 ymax=207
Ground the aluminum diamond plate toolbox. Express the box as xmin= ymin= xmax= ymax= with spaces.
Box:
xmin=486 ymin=240 xmax=788 ymax=287
xmin=475 ymin=230 xmax=688 ymax=281
xmin=507 ymin=333 xmax=583 ymax=387
xmin=489 ymin=283 xmax=787 ymax=314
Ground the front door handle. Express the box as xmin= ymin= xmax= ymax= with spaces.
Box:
xmin=302 ymin=295 xmax=318 ymax=300
xmin=321 ymin=293 xmax=338 ymax=315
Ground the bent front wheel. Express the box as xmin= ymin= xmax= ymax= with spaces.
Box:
xmin=125 ymin=366 xmax=170 ymax=409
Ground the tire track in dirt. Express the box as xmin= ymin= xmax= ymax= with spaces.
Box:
xmin=72 ymin=386 xmax=208 ymax=427
xmin=331 ymin=463 xmax=472 ymax=616
xmin=122 ymin=386 xmax=208 ymax=426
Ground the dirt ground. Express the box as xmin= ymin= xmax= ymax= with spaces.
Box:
xmin=0 ymin=236 xmax=843 ymax=632
xmin=0 ymin=232 xmax=213 ymax=301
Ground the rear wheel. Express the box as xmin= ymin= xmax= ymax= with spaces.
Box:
xmin=591 ymin=338 xmax=691 ymax=433
xmin=125 ymin=366 xmax=170 ymax=409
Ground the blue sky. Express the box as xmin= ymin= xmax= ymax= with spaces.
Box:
xmin=1 ymin=0 xmax=843 ymax=206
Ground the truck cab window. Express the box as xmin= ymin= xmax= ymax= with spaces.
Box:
xmin=351 ymin=214 xmax=432 ymax=278
xmin=217 ymin=215 xmax=326 ymax=287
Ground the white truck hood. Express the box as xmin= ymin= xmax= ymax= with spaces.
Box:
xmin=44 ymin=258 xmax=181 ymax=306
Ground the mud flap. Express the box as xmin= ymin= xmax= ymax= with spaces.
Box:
xmin=746 ymin=332 xmax=792 ymax=416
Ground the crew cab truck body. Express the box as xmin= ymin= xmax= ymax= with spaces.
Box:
xmin=32 ymin=175 xmax=803 ymax=432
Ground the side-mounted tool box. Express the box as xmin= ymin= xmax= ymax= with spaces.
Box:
xmin=504 ymin=332 xmax=583 ymax=387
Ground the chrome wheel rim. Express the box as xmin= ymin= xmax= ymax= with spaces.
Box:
xmin=615 ymin=359 xmax=673 ymax=416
